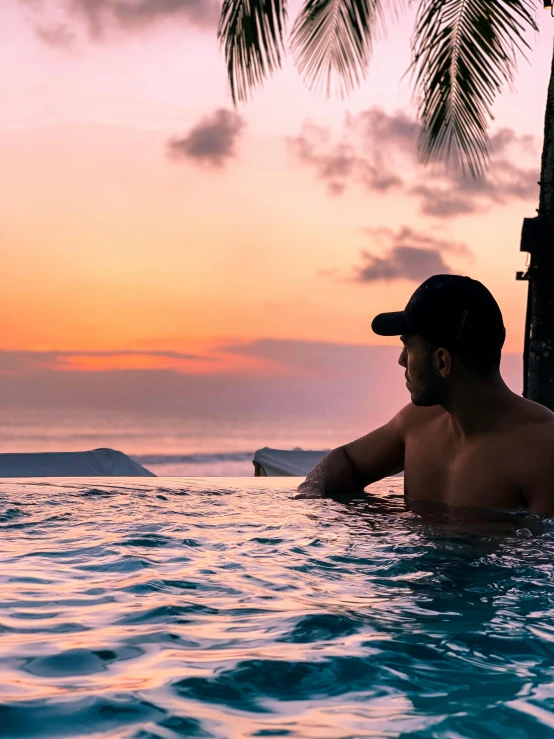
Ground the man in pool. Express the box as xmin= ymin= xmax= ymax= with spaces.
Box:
xmin=296 ymin=274 xmax=554 ymax=516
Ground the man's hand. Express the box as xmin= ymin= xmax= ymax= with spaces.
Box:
xmin=293 ymin=447 xmax=369 ymax=499
xmin=294 ymin=483 xmax=326 ymax=499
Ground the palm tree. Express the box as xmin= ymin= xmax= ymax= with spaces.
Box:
xmin=218 ymin=0 xmax=554 ymax=408
xmin=522 ymin=42 xmax=554 ymax=405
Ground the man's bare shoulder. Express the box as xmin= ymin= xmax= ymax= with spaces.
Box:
xmin=394 ymin=403 xmax=446 ymax=435
xmin=502 ymin=397 xmax=554 ymax=489
xmin=507 ymin=394 xmax=554 ymax=440
xmin=515 ymin=395 xmax=554 ymax=424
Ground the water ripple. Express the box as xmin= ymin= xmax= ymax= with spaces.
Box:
xmin=1 ymin=477 xmax=554 ymax=738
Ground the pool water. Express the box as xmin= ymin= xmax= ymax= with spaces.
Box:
xmin=2 ymin=477 xmax=554 ymax=739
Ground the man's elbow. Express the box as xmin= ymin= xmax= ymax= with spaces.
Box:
xmin=295 ymin=447 xmax=359 ymax=498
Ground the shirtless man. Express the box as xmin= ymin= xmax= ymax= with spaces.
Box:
xmin=296 ymin=274 xmax=554 ymax=516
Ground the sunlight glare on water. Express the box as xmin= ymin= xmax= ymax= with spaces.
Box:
xmin=2 ymin=477 xmax=554 ymax=738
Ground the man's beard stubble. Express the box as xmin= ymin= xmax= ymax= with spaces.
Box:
xmin=408 ymin=355 xmax=446 ymax=407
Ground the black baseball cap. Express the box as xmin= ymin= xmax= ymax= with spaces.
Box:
xmin=371 ymin=275 xmax=505 ymax=349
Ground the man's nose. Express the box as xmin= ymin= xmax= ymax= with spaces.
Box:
xmin=398 ymin=349 xmax=406 ymax=368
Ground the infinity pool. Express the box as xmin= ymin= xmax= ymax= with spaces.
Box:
xmin=2 ymin=477 xmax=554 ymax=738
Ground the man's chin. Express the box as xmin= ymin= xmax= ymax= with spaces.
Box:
xmin=410 ymin=391 xmax=439 ymax=407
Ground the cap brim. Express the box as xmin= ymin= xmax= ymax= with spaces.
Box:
xmin=371 ymin=311 xmax=408 ymax=336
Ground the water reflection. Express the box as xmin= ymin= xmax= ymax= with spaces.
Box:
xmin=1 ymin=477 xmax=554 ymax=738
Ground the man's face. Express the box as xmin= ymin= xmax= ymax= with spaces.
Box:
xmin=398 ymin=334 xmax=446 ymax=406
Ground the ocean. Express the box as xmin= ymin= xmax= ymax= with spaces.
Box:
xmin=1 ymin=349 xmax=524 ymax=477
xmin=0 ymin=408 xmax=376 ymax=476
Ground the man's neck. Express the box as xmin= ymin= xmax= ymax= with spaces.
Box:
xmin=441 ymin=373 xmax=515 ymax=438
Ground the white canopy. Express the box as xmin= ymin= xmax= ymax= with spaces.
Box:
xmin=253 ymin=447 xmax=328 ymax=476
xmin=0 ymin=448 xmax=156 ymax=477
xmin=253 ymin=447 xmax=404 ymax=478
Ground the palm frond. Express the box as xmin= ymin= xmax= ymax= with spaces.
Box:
xmin=218 ymin=0 xmax=288 ymax=104
xmin=407 ymin=0 xmax=538 ymax=178
xmin=290 ymin=0 xmax=396 ymax=97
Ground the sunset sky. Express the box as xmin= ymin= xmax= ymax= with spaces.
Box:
xmin=1 ymin=0 xmax=553 ymax=413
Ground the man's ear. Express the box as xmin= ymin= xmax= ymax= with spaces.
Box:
xmin=435 ymin=347 xmax=453 ymax=378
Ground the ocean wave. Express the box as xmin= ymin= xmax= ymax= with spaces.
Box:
xmin=133 ymin=452 xmax=255 ymax=465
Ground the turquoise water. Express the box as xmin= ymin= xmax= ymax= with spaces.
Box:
xmin=2 ymin=477 xmax=554 ymax=739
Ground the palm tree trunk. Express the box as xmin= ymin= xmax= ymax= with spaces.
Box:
xmin=524 ymin=37 xmax=554 ymax=407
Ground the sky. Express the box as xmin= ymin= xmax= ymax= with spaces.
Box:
xmin=1 ymin=0 xmax=553 ymax=417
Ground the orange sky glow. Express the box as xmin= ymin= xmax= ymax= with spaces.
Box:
xmin=2 ymin=0 xmax=554 ymax=386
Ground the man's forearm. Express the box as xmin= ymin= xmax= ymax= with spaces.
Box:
xmin=295 ymin=447 xmax=362 ymax=498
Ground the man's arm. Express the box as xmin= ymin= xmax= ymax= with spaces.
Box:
xmin=295 ymin=408 xmax=407 ymax=498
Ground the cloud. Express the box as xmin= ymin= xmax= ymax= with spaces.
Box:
xmin=354 ymin=246 xmax=452 ymax=283
xmin=411 ymin=127 xmax=540 ymax=217
xmin=0 ymin=341 xmax=523 ymax=428
xmin=288 ymin=121 xmax=404 ymax=196
xmin=21 ymin=0 xmax=218 ymax=46
xmin=107 ymin=0 xmax=218 ymax=30
xmin=289 ymin=108 xmax=540 ymax=218
xmin=346 ymin=108 xmax=420 ymax=154
xmin=326 ymin=225 xmax=473 ymax=284
xmin=0 ymin=349 xmax=212 ymax=375
xmin=167 ymin=109 xmax=245 ymax=169
xmin=408 ymin=185 xmax=479 ymax=218
xmin=363 ymin=226 xmax=471 ymax=256
xmin=0 ymin=343 xmax=413 ymax=423
xmin=218 ymin=338 xmax=389 ymax=378
xmin=34 ymin=23 xmax=77 ymax=48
